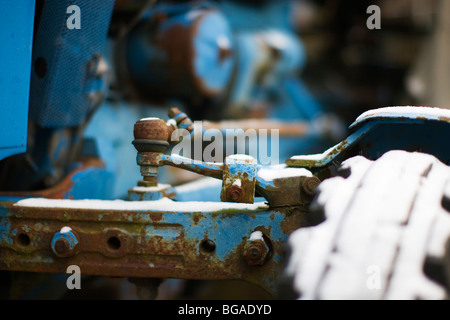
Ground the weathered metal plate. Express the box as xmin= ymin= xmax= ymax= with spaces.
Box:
xmin=0 ymin=198 xmax=306 ymax=295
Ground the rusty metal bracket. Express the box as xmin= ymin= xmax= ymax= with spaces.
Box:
xmin=0 ymin=107 xmax=325 ymax=298
xmin=138 ymin=152 xmax=318 ymax=207
xmin=0 ymin=198 xmax=306 ymax=296
xmin=220 ymin=155 xmax=257 ymax=204
xmin=286 ymin=107 xmax=450 ymax=169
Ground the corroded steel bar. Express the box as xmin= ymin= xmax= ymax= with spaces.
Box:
xmin=0 ymin=199 xmax=307 ymax=295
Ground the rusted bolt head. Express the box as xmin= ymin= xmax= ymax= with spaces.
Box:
xmin=133 ymin=118 xmax=170 ymax=153
xmin=302 ymin=176 xmax=321 ymax=196
xmin=218 ymin=46 xmax=232 ymax=63
xmin=138 ymin=177 xmax=158 ymax=187
xmin=227 ymin=185 xmax=243 ymax=202
xmin=54 ymin=238 xmax=70 ymax=255
xmin=243 ymin=231 xmax=270 ymax=266
xmin=51 ymin=227 xmax=78 ymax=258
xmin=133 ymin=118 xmax=169 ymax=142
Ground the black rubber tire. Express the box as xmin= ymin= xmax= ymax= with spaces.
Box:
xmin=282 ymin=150 xmax=450 ymax=300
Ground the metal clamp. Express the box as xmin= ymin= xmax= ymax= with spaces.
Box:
xmin=221 ymin=155 xmax=257 ymax=204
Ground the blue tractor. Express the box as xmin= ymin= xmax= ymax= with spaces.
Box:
xmin=0 ymin=0 xmax=449 ymax=300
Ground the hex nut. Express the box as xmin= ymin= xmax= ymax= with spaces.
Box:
xmin=243 ymin=233 xmax=271 ymax=266
xmin=51 ymin=227 xmax=79 ymax=258
xmin=54 ymin=238 xmax=70 ymax=255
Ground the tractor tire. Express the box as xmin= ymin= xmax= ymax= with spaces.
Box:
xmin=282 ymin=150 xmax=450 ymax=300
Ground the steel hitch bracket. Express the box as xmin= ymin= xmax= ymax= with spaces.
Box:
xmin=0 ymin=108 xmax=320 ymax=297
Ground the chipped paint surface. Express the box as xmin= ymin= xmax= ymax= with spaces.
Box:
xmin=286 ymin=124 xmax=373 ymax=168
xmin=221 ymin=155 xmax=257 ymax=203
xmin=287 ymin=107 xmax=450 ymax=169
xmin=0 ymin=199 xmax=306 ymax=295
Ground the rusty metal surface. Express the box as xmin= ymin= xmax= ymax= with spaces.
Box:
xmin=242 ymin=231 xmax=271 ymax=266
xmin=136 ymin=152 xmax=320 ymax=208
xmin=157 ymin=154 xmax=225 ymax=180
xmin=255 ymin=166 xmax=320 ymax=208
xmin=0 ymin=199 xmax=307 ymax=295
xmin=134 ymin=118 xmax=169 ymax=141
xmin=301 ymin=176 xmax=321 ymax=196
xmin=126 ymin=6 xmax=234 ymax=102
xmin=0 ymin=110 xmax=323 ymax=297
xmin=285 ymin=134 xmax=356 ymax=169
xmin=221 ymin=155 xmax=257 ymax=204
xmin=157 ymin=9 xmax=231 ymax=99
xmin=128 ymin=184 xmax=176 ymax=201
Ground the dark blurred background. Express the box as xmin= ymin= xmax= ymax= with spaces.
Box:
xmin=292 ymin=0 xmax=447 ymax=126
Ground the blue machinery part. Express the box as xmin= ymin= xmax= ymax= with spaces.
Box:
xmin=29 ymin=0 xmax=115 ymax=128
xmin=1 ymin=0 xmax=449 ymax=298
xmin=0 ymin=0 xmax=327 ymax=195
xmin=123 ymin=0 xmax=315 ymax=121
xmin=0 ymin=158 xmax=115 ymax=203
xmin=82 ymin=0 xmax=331 ymax=203
xmin=51 ymin=226 xmax=79 ymax=258
xmin=1 ymin=107 xmax=450 ymax=296
xmin=0 ymin=197 xmax=295 ymax=295
xmin=0 ymin=0 xmax=116 ymax=194
xmin=287 ymin=107 xmax=450 ymax=170
xmin=125 ymin=2 xmax=235 ymax=102
xmin=130 ymin=152 xmax=316 ymax=208
xmin=0 ymin=1 xmax=35 ymax=161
